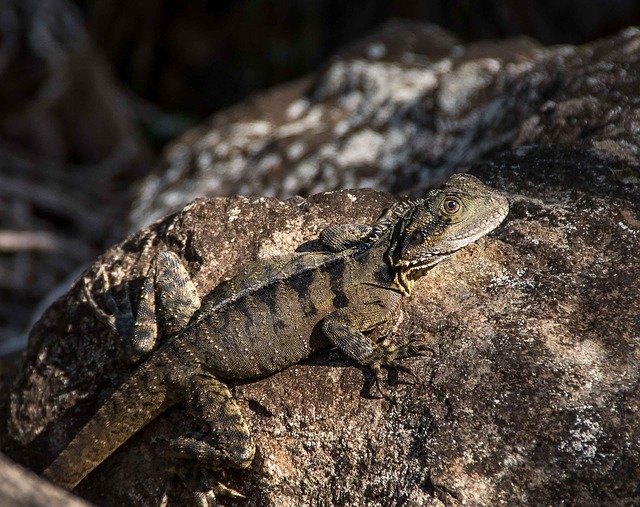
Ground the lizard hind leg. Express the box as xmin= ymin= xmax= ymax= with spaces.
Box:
xmin=169 ymin=373 xmax=255 ymax=502
xmin=151 ymin=250 xmax=201 ymax=339
xmin=110 ymin=251 xmax=202 ymax=363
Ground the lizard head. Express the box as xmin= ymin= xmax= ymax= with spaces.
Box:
xmin=390 ymin=173 xmax=509 ymax=295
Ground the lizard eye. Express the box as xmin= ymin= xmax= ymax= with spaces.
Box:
xmin=442 ymin=198 xmax=461 ymax=215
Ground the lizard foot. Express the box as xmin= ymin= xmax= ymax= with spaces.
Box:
xmin=104 ymin=285 xmax=135 ymax=346
xmin=369 ymin=340 xmax=434 ymax=398
xmin=176 ymin=465 xmax=244 ymax=507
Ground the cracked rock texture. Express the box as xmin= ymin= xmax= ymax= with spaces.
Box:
xmin=131 ymin=21 xmax=640 ymax=230
xmin=2 ymin=147 xmax=639 ymax=506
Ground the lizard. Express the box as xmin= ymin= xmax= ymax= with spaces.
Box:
xmin=41 ymin=173 xmax=509 ymax=504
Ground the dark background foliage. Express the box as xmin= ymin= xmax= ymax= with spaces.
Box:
xmin=74 ymin=0 xmax=640 ymax=118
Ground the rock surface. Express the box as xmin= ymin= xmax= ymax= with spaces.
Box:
xmin=131 ymin=22 xmax=640 ymax=230
xmin=2 ymin=146 xmax=639 ymax=505
xmin=3 ymin=19 xmax=640 ymax=507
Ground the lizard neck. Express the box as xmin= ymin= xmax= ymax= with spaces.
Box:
xmin=349 ymin=224 xmax=414 ymax=296
xmin=377 ymin=203 xmax=447 ymax=296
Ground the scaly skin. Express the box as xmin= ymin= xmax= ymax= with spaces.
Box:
xmin=42 ymin=174 xmax=509 ymax=503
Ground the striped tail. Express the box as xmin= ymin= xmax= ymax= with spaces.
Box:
xmin=42 ymin=363 xmax=176 ymax=489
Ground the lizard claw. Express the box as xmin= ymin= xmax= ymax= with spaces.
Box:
xmin=366 ymin=339 xmax=433 ymax=396
xmin=392 ymin=362 xmax=420 ymax=384
xmin=400 ymin=340 xmax=435 ymax=359
xmin=371 ymin=363 xmax=390 ymax=399
xmin=214 ymin=481 xmax=245 ymax=499
xmin=177 ymin=464 xmax=244 ymax=507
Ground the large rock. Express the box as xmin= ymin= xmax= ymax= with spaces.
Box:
xmin=131 ymin=22 xmax=640 ymax=230
xmin=2 ymin=145 xmax=638 ymax=505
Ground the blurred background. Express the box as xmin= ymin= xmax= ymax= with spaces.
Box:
xmin=1 ymin=0 xmax=639 ymax=358
xmin=75 ymin=0 xmax=640 ymax=121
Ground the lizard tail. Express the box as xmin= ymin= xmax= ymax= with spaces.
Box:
xmin=42 ymin=362 xmax=176 ymax=490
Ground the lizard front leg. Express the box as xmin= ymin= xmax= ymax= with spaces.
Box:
xmin=319 ymin=201 xmax=410 ymax=252
xmin=319 ymin=223 xmax=374 ymax=251
xmin=321 ymin=294 xmax=431 ymax=396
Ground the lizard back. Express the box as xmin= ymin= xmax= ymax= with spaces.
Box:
xmin=175 ymin=243 xmax=394 ymax=379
